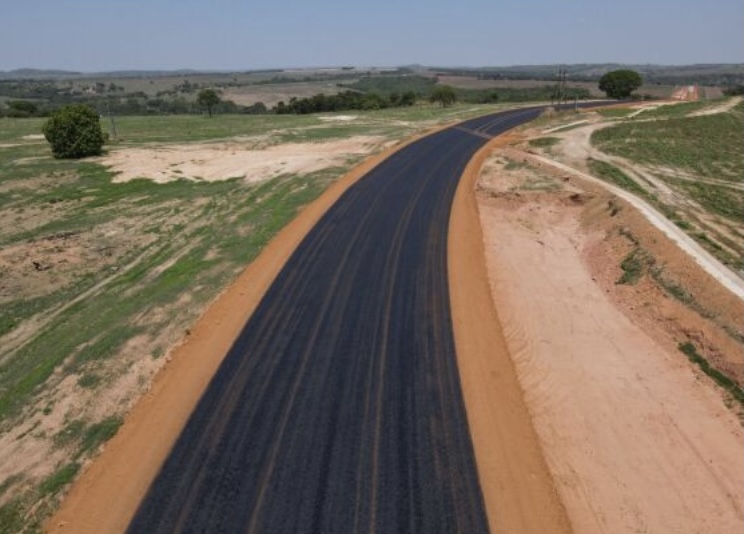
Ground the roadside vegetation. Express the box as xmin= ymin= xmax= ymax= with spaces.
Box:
xmin=586 ymin=158 xmax=652 ymax=199
xmin=678 ymin=342 xmax=744 ymax=408
xmin=590 ymin=100 xmax=743 ymax=269
xmin=591 ymin=104 xmax=743 ymax=180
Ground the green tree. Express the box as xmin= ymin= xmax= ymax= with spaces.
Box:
xmin=430 ymin=85 xmax=457 ymax=107
xmin=400 ymin=91 xmax=417 ymax=106
xmin=42 ymin=104 xmax=105 ymax=159
xmin=6 ymin=100 xmax=40 ymax=118
xmin=197 ymin=88 xmax=221 ymax=117
xmin=598 ymin=70 xmax=643 ymax=99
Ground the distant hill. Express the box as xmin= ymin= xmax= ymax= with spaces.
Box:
xmin=2 ymin=64 xmax=743 ymax=84
xmin=0 ymin=68 xmax=83 ymax=79
xmin=429 ymin=63 xmax=744 ymax=85
xmin=0 ymin=68 xmax=287 ymax=80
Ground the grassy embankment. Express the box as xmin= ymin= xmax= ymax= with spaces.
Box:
xmin=591 ymin=100 xmax=743 ymax=270
xmin=589 ymin=100 xmax=744 ymax=407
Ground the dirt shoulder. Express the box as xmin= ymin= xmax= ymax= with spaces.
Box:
xmin=448 ymin=134 xmax=572 ymax=534
xmin=475 ymin=149 xmax=743 ymax=533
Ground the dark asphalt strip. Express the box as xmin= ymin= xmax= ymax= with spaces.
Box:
xmin=125 ymin=105 xmax=594 ymax=534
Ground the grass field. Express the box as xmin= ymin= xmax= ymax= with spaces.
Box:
xmin=0 ymin=102 xmax=507 ymax=532
xmin=592 ymin=103 xmax=743 ymax=187
xmin=589 ymin=99 xmax=743 ymax=270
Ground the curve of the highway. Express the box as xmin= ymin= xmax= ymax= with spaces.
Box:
xmin=125 ymin=105 xmax=591 ymax=534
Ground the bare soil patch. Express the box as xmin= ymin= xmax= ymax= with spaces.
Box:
xmin=476 ymin=150 xmax=743 ymax=533
xmin=100 ymin=136 xmax=386 ymax=184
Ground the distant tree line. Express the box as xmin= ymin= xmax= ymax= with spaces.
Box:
xmin=457 ymin=86 xmax=592 ymax=103
xmin=723 ymin=84 xmax=744 ymax=96
xmin=275 ymin=90 xmax=417 ymax=114
xmin=434 ymin=66 xmax=744 ymax=87
xmin=0 ymin=92 xmax=268 ymax=118
xmin=1 ymin=100 xmax=45 ymax=118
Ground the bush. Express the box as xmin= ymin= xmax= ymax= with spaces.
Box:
xmin=42 ymin=104 xmax=105 ymax=159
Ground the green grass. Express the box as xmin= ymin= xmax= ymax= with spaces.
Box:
xmin=673 ymin=180 xmax=742 ymax=221
xmin=0 ymin=117 xmax=46 ymax=142
xmin=591 ymin=105 xmax=743 ymax=182
xmin=640 ymin=101 xmax=709 ymax=118
xmin=53 ymin=416 xmax=123 ymax=458
xmin=38 ymin=463 xmax=80 ymax=496
xmin=617 ymin=249 xmax=647 ymax=285
xmin=587 ymin=158 xmax=650 ymax=198
xmin=527 ymin=136 xmax=560 ymax=148
xmin=0 ymin=170 xmax=338 ymax=423
xmin=0 ymin=499 xmax=25 ymax=534
xmin=504 ymin=160 xmax=527 ymax=171
xmin=679 ymin=342 xmax=744 ymax=406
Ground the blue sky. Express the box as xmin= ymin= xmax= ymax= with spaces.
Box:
xmin=2 ymin=0 xmax=742 ymax=71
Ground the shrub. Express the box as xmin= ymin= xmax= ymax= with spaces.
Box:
xmin=42 ymin=104 xmax=105 ymax=159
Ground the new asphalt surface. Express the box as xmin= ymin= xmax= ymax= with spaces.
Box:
xmin=125 ymin=106 xmax=586 ymax=534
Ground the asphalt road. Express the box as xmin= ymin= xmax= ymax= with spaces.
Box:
xmin=125 ymin=106 xmax=568 ymax=534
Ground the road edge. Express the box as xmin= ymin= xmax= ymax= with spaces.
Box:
xmin=44 ymin=126 xmax=452 ymax=534
xmin=448 ymin=133 xmax=574 ymax=534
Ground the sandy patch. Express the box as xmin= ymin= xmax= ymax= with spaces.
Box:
xmin=102 ymin=136 xmax=386 ymax=184
xmin=476 ymin=154 xmax=744 ymax=534
xmin=318 ymin=115 xmax=358 ymax=122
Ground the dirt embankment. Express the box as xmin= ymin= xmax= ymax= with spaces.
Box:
xmin=475 ymin=148 xmax=743 ymax=534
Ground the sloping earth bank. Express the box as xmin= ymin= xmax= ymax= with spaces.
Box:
xmin=476 ymin=150 xmax=743 ymax=533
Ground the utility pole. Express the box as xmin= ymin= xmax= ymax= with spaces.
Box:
xmin=106 ymin=99 xmax=118 ymax=141
xmin=552 ymin=67 xmax=568 ymax=107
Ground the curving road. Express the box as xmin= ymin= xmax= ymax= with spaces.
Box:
xmin=125 ymin=106 xmax=571 ymax=534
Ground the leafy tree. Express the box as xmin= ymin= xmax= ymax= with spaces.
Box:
xmin=598 ymin=70 xmax=643 ymax=99
xmin=430 ymin=85 xmax=457 ymax=107
xmin=197 ymin=89 xmax=221 ymax=117
xmin=723 ymin=84 xmax=744 ymax=96
xmin=245 ymin=102 xmax=268 ymax=114
xmin=42 ymin=104 xmax=105 ymax=159
xmin=6 ymin=100 xmax=40 ymax=118
xmin=400 ymin=91 xmax=417 ymax=106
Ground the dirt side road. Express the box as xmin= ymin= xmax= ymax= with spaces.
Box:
xmin=476 ymin=154 xmax=744 ymax=533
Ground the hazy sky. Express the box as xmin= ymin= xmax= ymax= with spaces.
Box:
xmin=2 ymin=0 xmax=742 ymax=71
